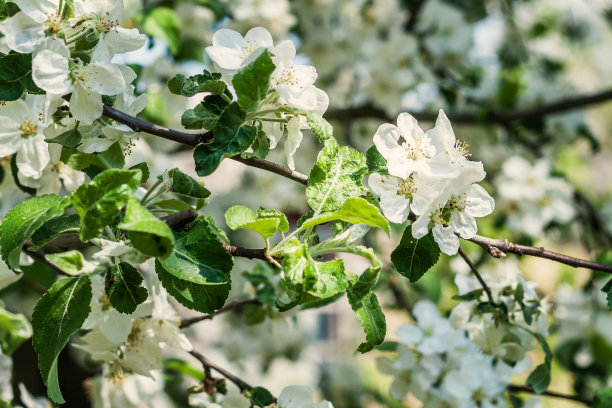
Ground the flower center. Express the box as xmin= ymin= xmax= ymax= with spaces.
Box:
xmin=19 ymin=120 xmax=38 ymax=138
xmin=397 ymin=177 xmax=416 ymax=197
xmin=448 ymin=194 xmax=468 ymax=212
xmin=44 ymin=12 xmax=63 ymax=34
xmin=70 ymin=61 xmax=96 ymax=94
xmin=242 ymin=39 xmax=261 ymax=56
xmin=455 ymin=140 xmax=471 ymax=158
xmin=93 ymin=12 xmax=119 ymax=33
xmin=275 ymin=66 xmax=299 ymax=87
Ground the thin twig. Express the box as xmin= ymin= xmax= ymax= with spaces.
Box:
xmin=466 ymin=234 xmax=612 ymax=274
xmin=458 ymin=247 xmax=495 ymax=304
xmin=188 ymin=350 xmax=254 ymax=393
xmin=179 ymin=298 xmax=261 ymax=328
xmin=507 ymin=384 xmax=591 ymax=405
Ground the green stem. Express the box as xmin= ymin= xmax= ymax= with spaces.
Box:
xmin=141 ymin=179 xmax=163 ymax=206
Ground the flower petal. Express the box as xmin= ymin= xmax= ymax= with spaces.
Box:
xmin=32 ymin=49 xmax=71 ymax=95
xmin=432 ymin=223 xmax=459 ymax=255
xmin=372 ymin=123 xmax=400 ymax=160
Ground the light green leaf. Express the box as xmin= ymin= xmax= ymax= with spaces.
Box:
xmin=225 ymin=206 xmax=288 ymax=240
xmin=32 ymin=276 xmax=92 ymax=403
xmin=152 ymin=199 xmax=193 ymax=212
xmin=46 ymin=250 xmax=98 ymax=276
xmin=306 ymin=139 xmax=366 ymax=213
xmin=299 ymin=197 xmax=389 ymax=235
xmin=142 ymin=7 xmax=182 ymax=54
xmin=0 ymin=307 xmax=32 ymax=355
xmin=525 ymin=332 xmax=553 ymax=393
xmin=391 ymin=230 xmax=440 ymax=283
xmin=70 ymin=169 xmax=142 ymax=241
xmin=0 ymin=53 xmax=43 ymax=101
xmin=168 ymin=71 xmax=226 ymax=97
xmin=0 ymin=195 xmax=70 ymax=271
xmin=165 ymin=168 xmax=210 ymax=199
xmin=306 ymin=112 xmax=333 ymax=142
xmin=232 ymin=49 xmax=275 ymax=112
xmin=105 ymin=262 xmax=148 ymax=314
xmin=194 ymin=103 xmax=257 ymax=176
xmin=30 ymin=214 xmax=81 ymax=251
xmin=241 ymin=124 xmax=269 ymax=160
xmin=117 ymin=197 xmax=175 ymax=258
xmin=306 ymin=258 xmax=348 ymax=299
xmin=280 ymin=238 xmax=309 ymax=292
xmin=156 ymin=218 xmax=233 ymax=313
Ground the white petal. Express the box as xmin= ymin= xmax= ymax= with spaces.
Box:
xmin=285 ymin=117 xmax=303 ymax=170
xmin=70 ymin=85 xmax=103 ymax=124
xmin=432 ymin=223 xmax=459 ymax=255
xmin=87 ymin=61 xmax=126 ymax=95
xmin=104 ymin=27 xmax=146 ymax=53
xmin=0 ymin=12 xmax=45 ymax=53
xmin=379 ymin=192 xmax=410 ymax=224
xmin=397 ymin=324 xmax=423 ymax=344
xmin=12 ymin=0 xmax=56 ymax=22
xmin=278 ymin=385 xmax=314 ymax=408
xmin=411 ymin=213 xmax=431 ymax=239
xmin=372 ymin=123 xmax=401 ymax=160
xmin=465 ymin=184 xmax=495 ymax=217
xmin=32 ymin=49 xmax=71 ymax=95
xmin=206 ymin=45 xmax=243 ymax=71
xmin=396 ymin=112 xmax=425 ymax=142
xmin=273 ymin=39 xmax=296 ymax=64
xmin=0 ymin=117 xmax=22 ymax=156
xmin=16 ymin=134 xmax=50 ymax=179
xmin=451 ymin=211 xmax=477 ymax=239
xmin=368 ymin=173 xmax=399 ymax=196
xmin=244 ymin=26 xmax=274 ymax=49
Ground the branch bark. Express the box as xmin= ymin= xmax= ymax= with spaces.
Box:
xmin=188 ymin=350 xmax=255 ymax=393
xmin=507 ymin=384 xmax=591 ymax=405
xmin=179 ymin=298 xmax=261 ymax=328
xmin=458 ymin=247 xmax=494 ymax=304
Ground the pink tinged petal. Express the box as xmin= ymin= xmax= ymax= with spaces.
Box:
xmin=16 ymin=134 xmax=50 ymax=178
xmin=244 ymin=27 xmax=274 ymax=49
xmin=432 ymin=223 xmax=459 ymax=255
xmin=0 ymin=116 xmax=22 ymax=156
xmin=411 ymin=213 xmax=430 ymax=238
xmin=104 ymin=27 xmax=146 ymax=53
xmin=87 ymin=61 xmax=125 ymax=95
xmin=70 ymin=85 xmax=103 ymax=124
xmin=397 ymin=324 xmax=423 ymax=344
xmin=372 ymin=123 xmax=401 ymax=160
xmin=451 ymin=211 xmax=477 ymax=239
xmin=32 ymin=50 xmax=71 ymax=95
xmin=465 ymin=184 xmax=495 ymax=217
xmin=0 ymin=12 xmax=45 ymax=53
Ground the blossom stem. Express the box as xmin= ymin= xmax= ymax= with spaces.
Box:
xmin=458 ymin=247 xmax=495 ymax=304
xmin=188 ymin=350 xmax=257 ymax=394
xmin=507 ymin=385 xmax=591 ymax=405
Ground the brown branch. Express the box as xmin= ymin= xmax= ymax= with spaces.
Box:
xmin=466 ymin=234 xmax=612 ymax=274
xmin=161 ymin=209 xmax=197 ymax=231
xmin=458 ymin=247 xmax=494 ymax=304
xmin=325 ymin=87 xmax=612 ymax=125
xmin=188 ymin=350 xmax=255 ymax=393
xmin=179 ymin=298 xmax=261 ymax=328
xmin=507 ymin=385 xmax=590 ymax=405
xmin=99 ymin=102 xmax=309 ymax=185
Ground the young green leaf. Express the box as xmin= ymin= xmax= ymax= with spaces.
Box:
xmin=241 ymin=125 xmax=270 ymax=160
xmin=117 ymin=197 xmax=175 ymax=258
xmin=281 ymin=238 xmax=309 ymax=292
xmin=0 ymin=53 xmax=43 ymax=101
xmin=194 ymin=103 xmax=258 ymax=176
xmin=142 ymin=7 xmax=182 ymax=55
xmin=0 ymin=307 xmax=32 ymax=355
xmin=299 ymin=197 xmax=390 ymax=235
xmin=594 ymin=388 xmax=612 ymax=408
xmin=306 ymin=139 xmax=366 ymax=213
xmin=225 ymin=206 xmax=288 ymax=240
xmin=0 ymin=194 xmax=70 ymax=271
xmin=347 ymin=288 xmax=386 ymax=353
xmin=105 ymin=262 xmax=148 ymax=314
xmin=168 ymin=71 xmax=226 ymax=97
xmin=525 ymin=332 xmax=553 ymax=393
xmin=246 ymin=387 xmax=276 ymax=407
xmin=306 ymin=258 xmax=349 ymax=299
xmin=391 ymin=230 xmax=440 ymax=283
xmin=32 ymin=276 xmax=92 ymax=404
xmin=45 ymin=125 xmax=82 ymax=148
xmin=181 ymin=94 xmax=229 ymax=130
xmin=46 ymin=250 xmax=98 ymax=276
xmin=156 ymin=218 xmax=233 ymax=313
xmin=365 ymin=145 xmax=387 ymax=173
xmin=232 ymin=49 xmax=276 ymax=112
xmin=30 ymin=214 xmax=81 ymax=250
xmin=70 ymin=169 xmax=142 ymax=241
xmin=306 ymin=112 xmax=333 ymax=142
xmin=165 ymin=168 xmax=211 ymax=199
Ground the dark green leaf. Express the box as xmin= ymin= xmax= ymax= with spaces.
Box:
xmin=0 ymin=194 xmax=69 ymax=271
xmin=241 ymin=125 xmax=269 ymax=159
xmin=181 ymin=94 xmax=229 ymax=130
xmin=232 ymin=49 xmax=275 ymax=112
xmin=165 ymin=168 xmax=210 ymax=199
xmin=594 ymin=387 xmax=612 ymax=408
xmin=366 ymin=145 xmax=387 ymax=173
xmin=45 ymin=124 xmax=81 ymax=148
xmin=105 ymin=262 xmax=148 ymax=314
xmin=347 ymin=289 xmax=386 ymax=353
xmin=168 ymin=71 xmax=226 ymax=97
xmin=525 ymin=332 xmax=553 ymax=393
xmin=32 ymin=276 xmax=92 ymax=403
xmin=0 ymin=53 xmax=43 ymax=101
xmin=246 ymin=387 xmax=275 ymax=407
xmin=391 ymin=230 xmax=440 ymax=283
xmin=30 ymin=214 xmax=81 ymax=251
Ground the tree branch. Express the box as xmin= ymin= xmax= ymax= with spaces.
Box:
xmin=179 ymin=298 xmax=261 ymax=328
xmin=507 ymin=384 xmax=591 ymax=405
xmin=466 ymin=234 xmax=612 ymax=274
xmin=325 ymin=87 xmax=612 ymax=125
xmin=188 ymin=350 xmax=255 ymax=393
xmin=100 ymin=103 xmax=309 ymax=185
xmin=458 ymin=247 xmax=494 ymax=304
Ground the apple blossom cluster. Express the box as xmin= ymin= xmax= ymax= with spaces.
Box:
xmin=377 ymin=301 xmax=512 ymax=407
xmin=495 ymin=156 xmax=575 ymax=237
xmin=204 ymin=27 xmax=329 ymax=169
xmin=368 ymin=111 xmax=495 ymax=255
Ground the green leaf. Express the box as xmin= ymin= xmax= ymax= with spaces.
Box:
xmin=347 ymin=289 xmax=386 ymax=353
xmin=225 ymin=206 xmax=288 ymax=239
xmin=232 ymin=49 xmax=275 ymax=112
xmin=70 ymin=169 xmax=142 ymax=241
xmin=181 ymin=94 xmax=229 ymax=130
xmin=163 ymin=358 xmax=205 ymax=381
xmin=117 ymin=197 xmax=175 ymax=258
xmin=241 ymin=125 xmax=269 ymax=159
xmin=306 ymin=139 xmax=366 ymax=213
xmin=152 ymin=198 xmax=193 ymax=212
xmin=105 ymin=262 xmax=148 ymax=314
xmin=168 ymin=71 xmax=226 ymax=97
xmin=46 ymin=250 xmax=97 ymax=276
xmin=32 ymin=276 xmax=92 ymax=403
xmin=165 ymin=168 xmax=210 ymax=199
xmin=0 ymin=307 xmax=32 ymax=355
xmin=0 ymin=194 xmax=69 ymax=271
xmin=0 ymin=0 xmax=19 ymax=21
xmin=194 ymin=102 xmax=257 ymax=176
xmin=156 ymin=218 xmax=233 ymax=313
xmin=45 ymin=124 xmax=81 ymax=148
xmin=130 ymin=162 xmax=150 ymax=184
xmin=602 ymin=277 xmax=612 ymax=311
xmin=306 ymin=258 xmax=348 ymax=299
xmin=306 ymin=112 xmax=333 ymax=142
xmin=142 ymin=7 xmax=182 ymax=55
xmin=594 ymin=387 xmax=612 ymax=408
xmin=245 ymin=387 xmax=275 ymax=407
xmin=0 ymin=53 xmax=43 ymax=101
xmin=366 ymin=146 xmax=387 ymax=173
xmin=391 ymin=230 xmax=440 ymax=283
xmin=30 ymin=214 xmax=81 ymax=251
xmin=299 ymin=197 xmax=390 ymax=235
xmin=280 ymin=238 xmax=309 ymax=292
xmin=525 ymin=332 xmax=553 ymax=393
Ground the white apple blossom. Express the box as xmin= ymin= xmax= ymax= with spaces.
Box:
xmin=90 ymin=369 xmax=166 ymax=408
xmin=205 ymin=27 xmax=274 ymax=77
xmin=0 ymin=0 xmax=63 ymax=53
xmin=367 ymin=173 xmax=413 ymax=224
